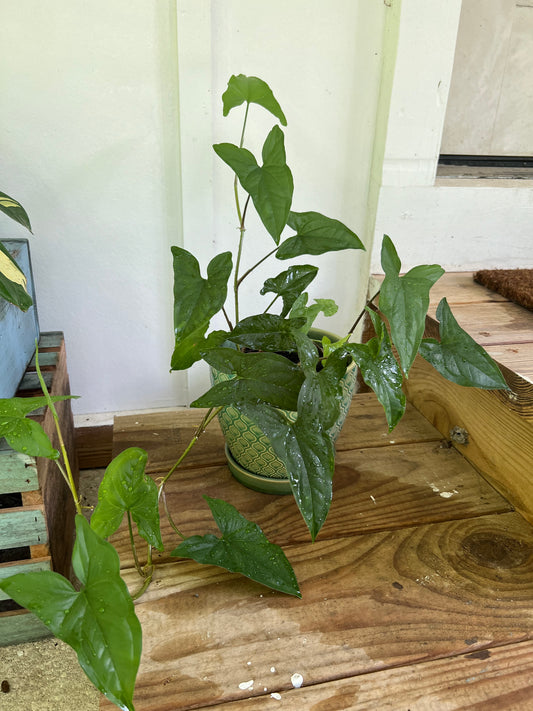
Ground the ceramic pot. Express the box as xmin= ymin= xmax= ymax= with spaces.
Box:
xmin=213 ymin=329 xmax=358 ymax=494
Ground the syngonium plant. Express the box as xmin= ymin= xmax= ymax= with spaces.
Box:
xmin=0 ymin=75 xmax=509 ymax=710
xmin=0 ymin=191 xmax=34 ymax=310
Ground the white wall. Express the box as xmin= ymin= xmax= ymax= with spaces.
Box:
xmin=1 ymin=0 xmax=185 ymax=414
xmin=1 ymin=0 xmax=391 ymax=414
xmin=372 ymin=0 xmax=533 ymax=273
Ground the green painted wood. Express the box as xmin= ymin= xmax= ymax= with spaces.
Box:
xmin=0 ymin=558 xmax=51 ymax=601
xmin=38 ymin=331 xmax=63 ymax=349
xmin=0 ymin=610 xmax=52 ymax=646
xmin=28 ymin=351 xmax=58 ymax=369
xmin=17 ymin=370 xmax=53 ymax=392
xmin=0 ymin=449 xmax=38 ymax=494
xmin=0 ymin=508 xmax=47 ymax=548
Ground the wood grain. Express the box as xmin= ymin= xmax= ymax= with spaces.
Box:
xmin=102 ymin=512 xmax=533 ymax=711
xmin=108 ymin=439 xmax=511 ymax=570
xmin=202 ymin=639 xmax=533 ymax=710
xmin=404 ymin=353 xmax=533 ymax=526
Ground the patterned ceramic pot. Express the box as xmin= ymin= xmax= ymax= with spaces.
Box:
xmin=213 ymin=329 xmax=358 ymax=494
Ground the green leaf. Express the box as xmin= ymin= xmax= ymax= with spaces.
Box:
xmin=226 ymin=313 xmax=305 ymax=352
xmin=276 ymin=211 xmax=365 ymax=259
xmin=0 ymin=191 xmax=32 ymax=232
xmin=261 ymin=264 xmax=318 ymax=317
xmin=289 ymin=293 xmax=338 ymax=332
xmin=239 ymin=398 xmax=335 ymax=541
xmin=214 ymin=126 xmax=294 ymax=243
xmin=171 ymin=497 xmax=300 ymax=597
xmin=344 ymin=310 xmax=406 ymax=431
xmin=221 ymin=74 xmax=287 ymax=125
xmin=171 ymin=247 xmax=233 ymax=370
xmin=192 ymin=348 xmax=305 ymax=410
xmin=0 ymin=515 xmax=141 ymax=711
xmin=0 ymin=241 xmax=33 ymax=310
xmin=90 ymin=447 xmax=163 ymax=551
xmin=419 ymin=298 xmax=509 ymax=390
xmin=378 ymin=235 xmax=444 ymax=375
xmin=0 ymin=395 xmax=75 ymax=458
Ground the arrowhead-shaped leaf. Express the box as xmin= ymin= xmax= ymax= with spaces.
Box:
xmin=192 ymin=348 xmax=305 ymax=410
xmin=260 ymin=264 xmax=318 ymax=317
xmin=214 ymin=126 xmax=293 ymax=243
xmin=276 ymin=211 xmax=364 ymax=259
xmin=0 ymin=515 xmax=142 ymax=711
xmin=345 ymin=309 xmax=406 ymax=431
xmin=239 ymin=396 xmax=335 ymax=541
xmin=289 ymin=292 xmax=338 ymax=333
xmin=379 ymin=235 xmax=444 ymax=375
xmin=226 ymin=313 xmax=305 ymax=352
xmin=90 ymin=447 xmax=163 ymax=551
xmin=171 ymin=497 xmax=300 ymax=597
xmin=222 ymin=74 xmax=287 ymax=125
xmin=0 ymin=191 xmax=32 ymax=231
xmin=419 ymin=298 xmax=509 ymax=390
xmin=0 ymin=395 xmax=75 ymax=458
xmin=0 ymin=242 xmax=33 ymax=310
xmin=171 ymin=247 xmax=232 ymax=370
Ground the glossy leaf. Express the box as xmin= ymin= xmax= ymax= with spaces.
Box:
xmin=171 ymin=247 xmax=233 ymax=370
xmin=276 ymin=211 xmax=364 ymax=259
xmin=379 ymin=235 xmax=444 ymax=375
xmin=192 ymin=348 xmax=305 ymax=410
xmin=289 ymin=292 xmax=338 ymax=332
xmin=171 ymin=497 xmax=300 ymax=597
xmin=0 ymin=515 xmax=141 ymax=711
xmin=260 ymin=264 xmax=318 ymax=317
xmin=221 ymin=74 xmax=287 ymax=125
xmin=0 ymin=190 xmax=32 ymax=231
xmin=0 ymin=241 xmax=32 ymax=310
xmin=90 ymin=447 xmax=163 ymax=551
xmin=419 ymin=298 xmax=509 ymax=390
xmin=0 ymin=395 xmax=75 ymax=458
xmin=226 ymin=314 xmax=305 ymax=352
xmin=214 ymin=126 xmax=293 ymax=243
xmin=344 ymin=309 xmax=405 ymax=431
xmin=239 ymin=397 xmax=335 ymax=541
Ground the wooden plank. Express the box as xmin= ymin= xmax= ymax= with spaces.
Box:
xmin=75 ymin=423 xmax=113 ymax=469
xmin=0 ymin=448 xmax=39 ymax=494
xmin=484 ymin=342 xmax=533 ymax=385
xmin=0 ymin=507 xmax=48 ymax=549
xmin=201 ymin=639 xmax=533 ymax=710
xmin=0 ymin=557 xmax=51 ymax=601
xmin=404 ymin=353 xmax=533 ymax=526
xmin=428 ymin=271 xmax=509 ymax=306
xmin=426 ymin=301 xmax=533 ymax=347
xmin=101 ymin=511 xmax=533 ymax=710
xmin=0 ymin=608 xmax=51 ymax=646
xmin=109 ymin=438 xmax=511 ymax=570
xmin=112 ymin=394 xmax=443 ymax=477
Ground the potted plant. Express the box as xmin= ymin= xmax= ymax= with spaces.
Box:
xmin=0 ymin=191 xmax=39 ymax=397
xmin=0 ymin=75 xmax=509 ymax=710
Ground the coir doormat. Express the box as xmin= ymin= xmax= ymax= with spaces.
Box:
xmin=474 ymin=269 xmax=533 ymax=311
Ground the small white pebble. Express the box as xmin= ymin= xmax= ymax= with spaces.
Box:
xmin=238 ymin=680 xmax=254 ymax=690
xmin=271 ymin=692 xmax=282 ymax=700
xmin=291 ymin=672 xmax=304 ymax=688
xmin=270 ymin=666 xmax=276 ymax=673
xmin=247 ymin=661 xmax=251 ymax=666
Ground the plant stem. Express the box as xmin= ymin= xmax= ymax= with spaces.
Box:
xmin=159 ymin=407 xmax=222 ymax=491
xmin=347 ymin=289 xmax=381 ymax=336
xmin=35 ymin=345 xmax=82 ymax=516
xmin=263 ymin=294 xmax=279 ymax=314
xmin=237 ymin=246 xmax=278 ymax=288
xmin=233 ymin=195 xmax=251 ymax=324
xmin=127 ymin=511 xmax=143 ymax=578
xmin=161 ymin=488 xmax=186 ymax=540
xmin=131 ymin=567 xmax=153 ymax=601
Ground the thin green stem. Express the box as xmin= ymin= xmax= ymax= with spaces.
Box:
xmin=161 ymin=488 xmax=186 ymax=540
xmin=263 ymin=294 xmax=279 ymax=314
xmin=131 ymin=567 xmax=153 ymax=601
xmin=127 ymin=511 xmax=143 ymax=578
xmin=35 ymin=345 xmax=82 ymax=516
xmin=233 ymin=194 xmax=251 ymax=324
xmin=348 ymin=289 xmax=381 ymax=336
xmin=237 ymin=246 xmax=278 ymax=288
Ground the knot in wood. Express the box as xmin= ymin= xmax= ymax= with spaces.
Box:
xmin=449 ymin=426 xmax=469 ymax=445
xmin=462 ymin=532 xmax=531 ymax=569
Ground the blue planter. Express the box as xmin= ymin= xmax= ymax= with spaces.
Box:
xmin=0 ymin=239 xmax=40 ymax=397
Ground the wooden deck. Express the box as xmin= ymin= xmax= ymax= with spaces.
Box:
xmin=99 ymin=272 xmax=533 ymax=709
